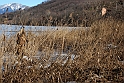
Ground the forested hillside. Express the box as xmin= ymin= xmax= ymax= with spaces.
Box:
xmin=0 ymin=0 xmax=123 ymax=26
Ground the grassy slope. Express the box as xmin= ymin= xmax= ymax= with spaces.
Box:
xmin=0 ymin=0 xmax=123 ymax=26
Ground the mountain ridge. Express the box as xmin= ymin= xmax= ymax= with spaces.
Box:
xmin=0 ymin=3 xmax=29 ymax=14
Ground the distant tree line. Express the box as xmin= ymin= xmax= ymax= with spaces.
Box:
xmin=0 ymin=0 xmax=123 ymax=27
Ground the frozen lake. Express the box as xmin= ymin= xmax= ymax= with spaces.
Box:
xmin=0 ymin=24 xmax=86 ymax=36
xmin=0 ymin=24 xmax=57 ymax=36
xmin=0 ymin=24 xmax=81 ymax=71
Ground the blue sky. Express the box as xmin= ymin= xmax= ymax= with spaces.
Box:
xmin=0 ymin=0 xmax=46 ymax=7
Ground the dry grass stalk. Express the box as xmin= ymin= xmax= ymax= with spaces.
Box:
xmin=0 ymin=18 xmax=124 ymax=83
xmin=16 ymin=26 xmax=28 ymax=60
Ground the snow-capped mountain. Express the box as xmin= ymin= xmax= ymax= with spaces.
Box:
xmin=0 ymin=3 xmax=29 ymax=14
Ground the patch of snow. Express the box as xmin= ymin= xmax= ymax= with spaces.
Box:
xmin=0 ymin=3 xmax=29 ymax=14
xmin=23 ymin=56 xmax=32 ymax=61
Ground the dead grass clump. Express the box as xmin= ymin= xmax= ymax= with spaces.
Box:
xmin=1 ymin=18 xmax=124 ymax=83
xmin=82 ymin=18 xmax=124 ymax=82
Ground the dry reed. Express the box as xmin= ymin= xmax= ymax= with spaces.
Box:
xmin=0 ymin=18 xmax=124 ymax=83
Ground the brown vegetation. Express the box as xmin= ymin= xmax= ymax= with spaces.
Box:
xmin=16 ymin=27 xmax=28 ymax=55
xmin=0 ymin=18 xmax=124 ymax=83
xmin=0 ymin=0 xmax=124 ymax=83
xmin=0 ymin=0 xmax=123 ymax=26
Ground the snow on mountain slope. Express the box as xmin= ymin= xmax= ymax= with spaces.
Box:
xmin=0 ymin=3 xmax=29 ymax=14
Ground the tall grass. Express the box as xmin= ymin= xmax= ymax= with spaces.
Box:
xmin=0 ymin=18 xmax=124 ymax=83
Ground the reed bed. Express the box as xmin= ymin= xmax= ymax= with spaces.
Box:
xmin=0 ymin=18 xmax=124 ymax=83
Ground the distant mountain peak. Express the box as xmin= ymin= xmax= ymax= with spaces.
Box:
xmin=0 ymin=3 xmax=29 ymax=14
